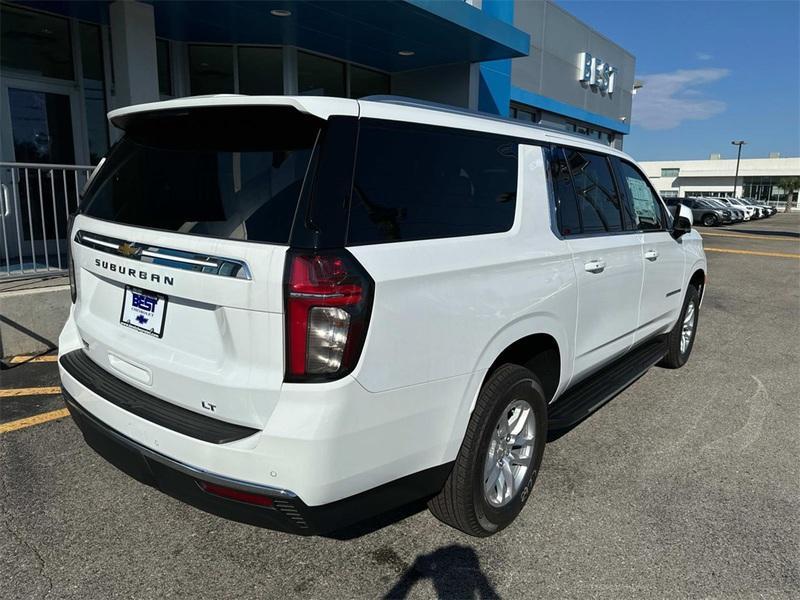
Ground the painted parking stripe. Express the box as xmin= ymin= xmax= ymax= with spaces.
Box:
xmin=701 ymin=231 xmax=799 ymax=242
xmin=0 ymin=408 xmax=70 ymax=434
xmin=0 ymin=386 xmax=62 ymax=398
xmin=705 ymin=247 xmax=800 ymax=259
xmin=7 ymin=354 xmax=58 ymax=364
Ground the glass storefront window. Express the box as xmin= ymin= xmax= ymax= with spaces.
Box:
xmin=1 ymin=5 xmax=74 ymax=80
xmin=510 ymin=105 xmax=540 ymax=123
xmin=349 ymin=65 xmax=389 ymax=99
xmin=8 ymin=88 xmax=77 ymax=240
xmin=742 ymin=176 xmax=790 ymax=203
xmin=298 ymin=51 xmax=345 ymax=96
xmin=8 ymin=88 xmax=75 ymax=164
xmin=238 ymin=47 xmax=282 ymax=95
xmin=189 ymin=45 xmax=234 ymax=94
xmin=157 ymin=39 xmax=172 ymax=96
xmin=80 ymin=23 xmax=108 ymax=165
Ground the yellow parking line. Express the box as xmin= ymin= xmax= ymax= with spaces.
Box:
xmin=0 ymin=386 xmax=62 ymax=398
xmin=0 ymin=408 xmax=70 ymax=434
xmin=705 ymin=247 xmax=800 ymax=259
xmin=701 ymin=231 xmax=799 ymax=242
xmin=7 ymin=354 xmax=58 ymax=364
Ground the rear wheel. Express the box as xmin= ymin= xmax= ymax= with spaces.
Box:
xmin=702 ymin=214 xmax=718 ymax=227
xmin=659 ymin=284 xmax=700 ymax=369
xmin=428 ymin=364 xmax=547 ymax=537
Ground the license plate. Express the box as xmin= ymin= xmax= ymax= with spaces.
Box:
xmin=120 ymin=286 xmax=167 ymax=338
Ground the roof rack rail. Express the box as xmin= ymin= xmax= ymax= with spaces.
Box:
xmin=359 ymin=95 xmax=609 ymax=146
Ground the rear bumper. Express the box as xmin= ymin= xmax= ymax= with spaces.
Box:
xmin=64 ymin=390 xmax=451 ymax=535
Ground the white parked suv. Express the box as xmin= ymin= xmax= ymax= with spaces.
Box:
xmin=59 ymin=96 xmax=707 ymax=537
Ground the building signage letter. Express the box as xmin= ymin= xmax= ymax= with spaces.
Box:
xmin=579 ymin=52 xmax=616 ymax=94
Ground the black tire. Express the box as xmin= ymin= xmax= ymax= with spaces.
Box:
xmin=702 ymin=214 xmax=718 ymax=227
xmin=659 ymin=284 xmax=700 ymax=369
xmin=428 ymin=364 xmax=547 ymax=537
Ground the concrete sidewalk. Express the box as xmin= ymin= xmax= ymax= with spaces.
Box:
xmin=0 ymin=275 xmax=70 ymax=358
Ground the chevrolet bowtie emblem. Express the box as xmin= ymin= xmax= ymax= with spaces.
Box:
xmin=118 ymin=242 xmax=140 ymax=258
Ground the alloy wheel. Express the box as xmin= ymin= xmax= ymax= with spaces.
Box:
xmin=483 ymin=399 xmax=536 ymax=507
xmin=681 ymin=300 xmax=696 ymax=355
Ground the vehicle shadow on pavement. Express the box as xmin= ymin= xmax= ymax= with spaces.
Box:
xmin=383 ymin=544 xmax=499 ymax=599
xmin=324 ymin=500 xmax=430 ymax=540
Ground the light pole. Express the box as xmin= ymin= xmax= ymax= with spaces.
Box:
xmin=731 ymin=140 xmax=746 ymax=197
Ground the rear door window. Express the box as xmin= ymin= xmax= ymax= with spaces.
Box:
xmin=548 ymin=147 xmax=581 ymax=236
xmin=563 ymin=148 xmax=624 ymax=233
xmin=347 ymin=120 xmax=518 ymax=245
xmin=81 ymin=107 xmax=320 ymax=244
xmin=616 ymin=159 xmax=664 ymax=231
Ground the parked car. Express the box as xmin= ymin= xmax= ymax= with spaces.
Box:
xmin=703 ymin=197 xmax=744 ymax=222
xmin=669 ymin=197 xmax=732 ymax=226
xmin=59 ymin=96 xmax=707 ymax=537
xmin=738 ymin=197 xmax=774 ymax=217
xmin=714 ymin=197 xmax=757 ymax=220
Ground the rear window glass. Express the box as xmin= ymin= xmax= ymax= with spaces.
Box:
xmin=82 ymin=107 xmax=319 ymax=244
xmin=564 ymin=148 xmax=623 ymax=233
xmin=549 ymin=147 xmax=581 ymax=236
xmin=348 ymin=120 xmax=518 ymax=245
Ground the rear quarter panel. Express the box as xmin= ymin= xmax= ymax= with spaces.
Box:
xmin=348 ymin=144 xmax=577 ymax=398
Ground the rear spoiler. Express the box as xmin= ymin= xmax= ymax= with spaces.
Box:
xmin=108 ymin=95 xmax=359 ymax=131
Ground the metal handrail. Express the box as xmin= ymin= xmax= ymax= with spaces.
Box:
xmin=1 ymin=162 xmax=95 ymax=279
xmin=0 ymin=161 xmax=95 ymax=170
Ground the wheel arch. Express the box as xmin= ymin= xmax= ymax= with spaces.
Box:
xmin=486 ymin=333 xmax=561 ymax=403
xmin=472 ymin=314 xmax=570 ymax=412
xmin=689 ymin=267 xmax=706 ymax=303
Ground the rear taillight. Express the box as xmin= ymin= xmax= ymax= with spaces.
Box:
xmin=284 ymin=250 xmax=374 ymax=382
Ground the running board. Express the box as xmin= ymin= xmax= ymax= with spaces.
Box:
xmin=547 ymin=335 xmax=668 ymax=439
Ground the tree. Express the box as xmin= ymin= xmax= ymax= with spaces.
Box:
xmin=776 ymin=176 xmax=800 ymax=213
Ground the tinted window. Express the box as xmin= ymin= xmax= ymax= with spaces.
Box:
xmin=238 ymin=47 xmax=283 ymax=95
xmin=349 ymin=65 xmax=389 ymax=98
xmin=298 ymin=52 xmax=345 ymax=96
xmin=564 ymin=149 xmax=623 ymax=233
xmin=82 ymin=107 xmax=319 ymax=244
xmin=156 ymin=39 xmax=172 ymax=95
xmin=1 ymin=5 xmax=73 ymax=80
xmin=348 ymin=121 xmax=517 ymax=244
xmin=80 ymin=23 xmax=108 ymax=164
xmin=549 ymin=147 xmax=580 ymax=235
xmin=618 ymin=161 xmax=663 ymax=230
xmin=189 ymin=45 xmax=234 ymax=94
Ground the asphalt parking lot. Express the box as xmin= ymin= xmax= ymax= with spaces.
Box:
xmin=2 ymin=214 xmax=799 ymax=599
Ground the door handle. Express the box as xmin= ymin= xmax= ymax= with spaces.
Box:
xmin=584 ymin=259 xmax=606 ymax=274
xmin=644 ymin=249 xmax=659 ymax=261
xmin=0 ymin=184 xmax=9 ymax=217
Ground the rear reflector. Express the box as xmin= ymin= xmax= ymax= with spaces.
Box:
xmin=198 ymin=481 xmax=274 ymax=507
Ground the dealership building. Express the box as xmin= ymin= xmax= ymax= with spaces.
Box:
xmin=1 ymin=0 xmax=635 ymax=170
xmin=641 ymin=155 xmax=800 ymax=205
xmin=0 ymin=0 xmax=639 ymax=354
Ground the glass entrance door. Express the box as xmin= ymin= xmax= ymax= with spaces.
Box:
xmin=1 ymin=81 xmax=83 ymax=273
xmin=9 ymin=88 xmax=75 ymax=164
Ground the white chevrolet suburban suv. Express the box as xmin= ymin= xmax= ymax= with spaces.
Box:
xmin=59 ymin=96 xmax=706 ymax=537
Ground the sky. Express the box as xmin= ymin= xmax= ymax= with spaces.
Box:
xmin=558 ymin=0 xmax=800 ymax=161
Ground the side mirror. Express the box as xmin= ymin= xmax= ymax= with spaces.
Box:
xmin=671 ymin=203 xmax=692 ymax=239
